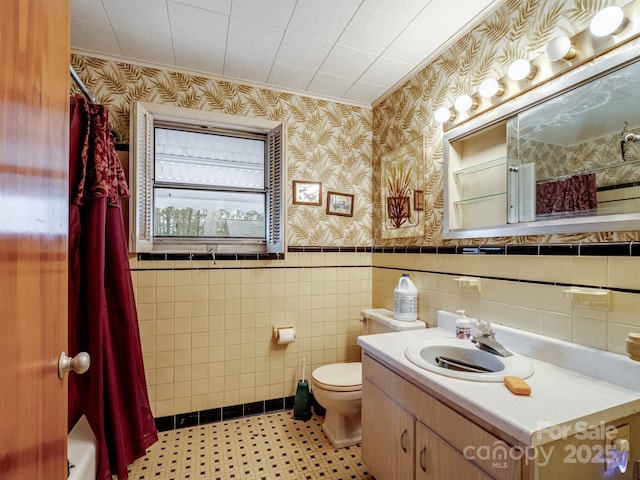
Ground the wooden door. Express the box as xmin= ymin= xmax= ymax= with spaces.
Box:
xmin=416 ymin=421 xmax=494 ymax=480
xmin=362 ymin=379 xmax=415 ymax=480
xmin=0 ymin=0 xmax=71 ymax=478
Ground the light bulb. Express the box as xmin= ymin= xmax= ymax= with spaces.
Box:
xmin=454 ymin=94 xmax=476 ymax=113
xmin=435 ymin=107 xmax=454 ymax=123
xmin=590 ymin=6 xmax=627 ymax=37
xmin=545 ymin=35 xmax=576 ymax=61
xmin=508 ymin=59 xmax=535 ymax=81
xmin=478 ymin=78 xmax=503 ymax=98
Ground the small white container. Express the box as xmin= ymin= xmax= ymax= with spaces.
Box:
xmin=455 ymin=310 xmax=471 ymax=339
xmin=393 ymin=274 xmax=418 ymax=321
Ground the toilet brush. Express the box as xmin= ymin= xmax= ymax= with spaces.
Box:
xmin=293 ymin=359 xmax=312 ymax=421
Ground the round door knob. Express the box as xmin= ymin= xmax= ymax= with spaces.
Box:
xmin=58 ymin=351 xmax=90 ymax=379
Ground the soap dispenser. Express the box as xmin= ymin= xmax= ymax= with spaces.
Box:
xmin=455 ymin=310 xmax=471 ymax=339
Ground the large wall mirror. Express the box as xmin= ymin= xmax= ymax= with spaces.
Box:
xmin=444 ymin=41 xmax=640 ymax=239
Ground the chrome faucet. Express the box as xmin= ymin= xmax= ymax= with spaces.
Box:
xmin=471 ymin=319 xmax=513 ymax=357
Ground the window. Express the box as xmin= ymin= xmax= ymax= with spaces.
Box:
xmin=130 ymin=102 xmax=284 ymax=254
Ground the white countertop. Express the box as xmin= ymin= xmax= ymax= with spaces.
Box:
xmin=357 ymin=312 xmax=640 ymax=446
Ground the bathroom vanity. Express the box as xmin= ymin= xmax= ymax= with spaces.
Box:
xmin=359 ymin=312 xmax=640 ymax=480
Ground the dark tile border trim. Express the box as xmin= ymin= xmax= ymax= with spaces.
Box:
xmin=370 ymin=241 xmax=640 ymax=257
xmin=154 ymin=395 xmax=296 ymax=432
xmin=138 ymin=241 xmax=640 ymax=264
xmin=138 ymin=247 xmax=376 ymax=262
xmin=138 ymin=252 xmax=284 ymax=261
xmin=287 ymin=246 xmax=373 ymax=253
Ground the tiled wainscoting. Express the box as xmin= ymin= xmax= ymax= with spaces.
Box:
xmin=130 ymin=251 xmax=372 ymax=420
xmin=372 ymin=244 xmax=640 ymax=356
xmin=131 ymin=242 xmax=640 ymax=423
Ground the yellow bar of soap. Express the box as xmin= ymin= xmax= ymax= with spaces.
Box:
xmin=504 ymin=376 xmax=531 ymax=395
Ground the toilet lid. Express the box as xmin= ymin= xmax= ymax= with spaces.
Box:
xmin=312 ymin=362 xmax=362 ymax=392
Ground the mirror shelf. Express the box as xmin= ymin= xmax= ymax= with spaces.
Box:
xmin=443 ymin=39 xmax=640 ymax=240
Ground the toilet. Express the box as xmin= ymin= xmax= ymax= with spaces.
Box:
xmin=311 ymin=308 xmax=426 ymax=448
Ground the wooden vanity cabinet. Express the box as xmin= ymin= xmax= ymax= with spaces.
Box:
xmin=362 ymin=353 xmax=521 ymax=480
xmin=416 ymin=421 xmax=493 ymax=480
xmin=362 ymin=378 xmax=415 ymax=479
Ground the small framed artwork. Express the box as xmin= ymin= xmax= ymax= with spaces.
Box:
xmin=414 ymin=190 xmax=424 ymax=211
xmin=293 ymin=180 xmax=322 ymax=205
xmin=326 ymin=191 xmax=354 ymax=217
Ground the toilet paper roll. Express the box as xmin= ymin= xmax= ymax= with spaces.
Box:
xmin=275 ymin=327 xmax=296 ymax=344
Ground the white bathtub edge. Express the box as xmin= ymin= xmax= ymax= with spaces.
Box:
xmin=67 ymin=415 xmax=97 ymax=480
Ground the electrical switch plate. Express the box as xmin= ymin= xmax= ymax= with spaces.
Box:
xmin=606 ymin=424 xmax=630 ymax=471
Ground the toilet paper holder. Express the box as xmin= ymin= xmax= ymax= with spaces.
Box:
xmin=272 ymin=326 xmax=296 ymax=344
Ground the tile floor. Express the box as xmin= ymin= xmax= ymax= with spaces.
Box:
xmin=127 ymin=411 xmax=373 ymax=480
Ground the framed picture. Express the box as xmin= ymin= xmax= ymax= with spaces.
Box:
xmin=326 ymin=191 xmax=354 ymax=217
xmin=293 ymin=180 xmax=322 ymax=205
xmin=414 ymin=190 xmax=424 ymax=211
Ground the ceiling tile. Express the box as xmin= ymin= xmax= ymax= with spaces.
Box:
xmin=275 ymin=31 xmax=333 ymax=71
xmin=115 ymin=29 xmax=175 ymax=66
xmin=338 ymin=7 xmax=406 ymax=56
xmin=319 ymin=44 xmax=376 ymax=79
xmin=173 ymin=41 xmax=225 ymax=75
xmin=360 ymin=56 xmax=413 ymax=87
xmin=71 ymin=19 xmax=122 ymax=56
xmin=230 ymin=0 xmax=297 ymax=29
xmin=226 ymin=17 xmax=284 ymax=63
xmin=362 ymin=0 xmax=432 ymax=21
xmin=307 ymin=71 xmax=354 ymax=98
xmin=267 ymin=63 xmax=316 ymax=91
xmin=344 ymin=80 xmax=388 ymax=104
xmin=71 ymin=0 xmax=110 ymax=24
xmin=412 ymin=0 xmax=494 ymax=34
xmin=170 ymin=0 xmax=232 ymax=15
xmin=224 ymin=53 xmax=271 ymax=83
xmin=71 ymin=0 xmax=504 ymax=106
xmin=101 ymin=0 xmax=172 ymax=38
xmin=168 ymin=1 xmax=228 ymax=44
xmin=287 ymin=0 xmax=360 ymax=43
xmin=383 ymin=24 xmax=435 ymax=65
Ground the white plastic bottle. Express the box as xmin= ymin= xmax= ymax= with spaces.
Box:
xmin=455 ymin=310 xmax=471 ymax=339
xmin=393 ymin=273 xmax=418 ymax=321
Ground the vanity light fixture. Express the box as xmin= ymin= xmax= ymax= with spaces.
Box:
xmin=590 ymin=6 xmax=628 ymax=37
xmin=508 ymin=59 xmax=536 ymax=81
xmin=435 ymin=106 xmax=455 ymax=123
xmin=545 ymin=35 xmax=577 ymax=61
xmin=478 ymin=78 xmax=504 ymax=98
xmin=454 ymin=94 xmax=477 ymax=113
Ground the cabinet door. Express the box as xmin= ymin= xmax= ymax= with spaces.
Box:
xmin=362 ymin=379 xmax=415 ymax=480
xmin=416 ymin=422 xmax=494 ymax=480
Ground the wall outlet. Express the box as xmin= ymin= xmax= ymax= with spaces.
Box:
xmin=606 ymin=424 xmax=630 ymax=471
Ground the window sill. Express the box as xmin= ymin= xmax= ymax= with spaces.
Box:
xmin=137 ymin=252 xmax=284 ymax=262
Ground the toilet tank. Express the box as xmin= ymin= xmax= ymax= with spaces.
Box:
xmin=361 ymin=308 xmax=426 ymax=335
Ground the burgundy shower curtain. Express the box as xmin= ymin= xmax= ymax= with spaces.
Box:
xmin=68 ymin=95 xmax=157 ymax=479
xmin=536 ymin=172 xmax=597 ymax=217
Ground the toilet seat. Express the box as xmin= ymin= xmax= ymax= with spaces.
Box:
xmin=312 ymin=362 xmax=362 ymax=392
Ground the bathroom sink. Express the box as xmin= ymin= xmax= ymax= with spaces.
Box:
xmin=404 ymin=338 xmax=534 ymax=382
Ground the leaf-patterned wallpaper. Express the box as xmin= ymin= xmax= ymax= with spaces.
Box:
xmin=70 ymin=54 xmax=373 ymax=247
xmin=372 ymin=0 xmax=640 ymax=246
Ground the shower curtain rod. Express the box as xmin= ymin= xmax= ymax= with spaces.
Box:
xmin=70 ymin=65 xmax=96 ymax=103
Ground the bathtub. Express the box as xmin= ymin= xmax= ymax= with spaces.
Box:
xmin=67 ymin=415 xmax=97 ymax=479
